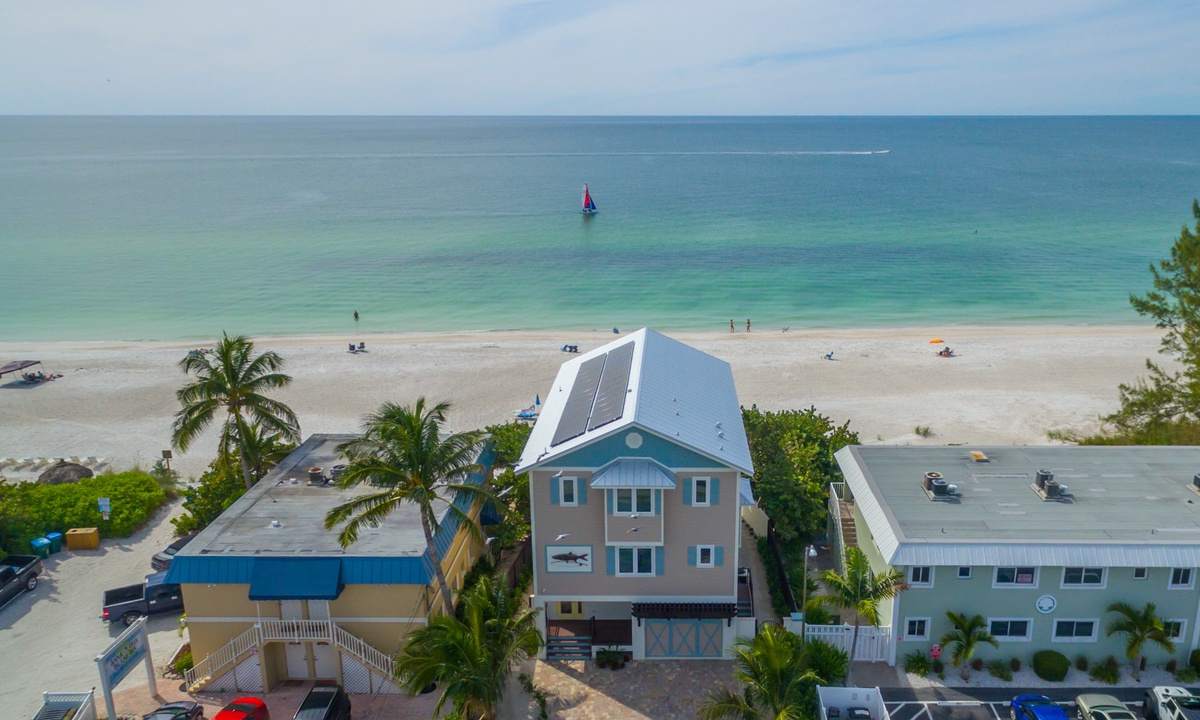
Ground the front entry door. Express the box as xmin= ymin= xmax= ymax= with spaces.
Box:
xmin=285 ymin=642 xmax=308 ymax=678
xmin=313 ymin=641 xmax=337 ymax=678
xmin=558 ymin=601 xmax=584 ymax=619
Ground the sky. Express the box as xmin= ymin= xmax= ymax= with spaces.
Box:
xmin=1 ymin=0 xmax=1198 ymax=115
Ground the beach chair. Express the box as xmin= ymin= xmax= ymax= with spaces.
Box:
xmin=515 ymin=405 xmax=538 ymax=420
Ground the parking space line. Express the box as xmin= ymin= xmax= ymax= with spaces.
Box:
xmin=990 ymin=702 xmax=1004 ymax=720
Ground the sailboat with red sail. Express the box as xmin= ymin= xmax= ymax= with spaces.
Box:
xmin=581 ymin=184 xmax=598 ymax=215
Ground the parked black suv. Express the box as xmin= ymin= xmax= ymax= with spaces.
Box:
xmin=293 ymin=684 xmax=350 ymax=720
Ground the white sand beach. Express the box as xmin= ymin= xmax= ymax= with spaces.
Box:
xmin=0 ymin=325 xmax=1170 ymax=480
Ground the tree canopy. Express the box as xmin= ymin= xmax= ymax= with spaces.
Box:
xmin=742 ymin=405 xmax=858 ymax=543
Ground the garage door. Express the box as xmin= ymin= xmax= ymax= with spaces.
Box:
xmin=644 ymin=619 xmax=723 ymax=658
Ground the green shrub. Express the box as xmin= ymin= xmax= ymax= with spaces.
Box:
xmin=1010 ymin=657 xmax=1021 ymax=672
xmin=172 ymin=650 xmax=193 ymax=675
xmin=915 ymin=425 xmax=934 ymax=438
xmin=172 ymin=462 xmax=247 ymax=535
xmin=988 ymin=659 xmax=1013 ymax=681
xmin=903 ymin=650 xmax=931 ymax=676
xmin=1190 ymin=648 xmax=1200 ymax=673
xmin=0 ymin=471 xmax=166 ymax=553
xmin=1075 ymin=655 xmax=1089 ymax=672
xmin=1167 ymin=659 xmax=1178 ymax=673
xmin=1177 ymin=666 xmax=1198 ymax=683
xmin=970 ymin=657 xmax=984 ymax=672
xmin=1088 ymin=656 xmax=1120 ymax=685
xmin=1032 ymin=650 xmax=1070 ymax=682
xmin=932 ymin=658 xmax=944 ymax=674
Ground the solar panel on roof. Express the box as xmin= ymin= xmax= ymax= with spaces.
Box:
xmin=551 ymin=354 xmax=607 ymax=446
xmin=588 ymin=341 xmax=634 ymax=431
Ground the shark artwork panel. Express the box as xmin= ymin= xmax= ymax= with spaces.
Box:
xmin=545 ymin=544 xmax=593 ymax=573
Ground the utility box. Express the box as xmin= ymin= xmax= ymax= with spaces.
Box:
xmin=65 ymin=527 xmax=100 ymax=550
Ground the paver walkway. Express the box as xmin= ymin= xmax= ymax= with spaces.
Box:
xmin=521 ymin=658 xmax=737 ymax=720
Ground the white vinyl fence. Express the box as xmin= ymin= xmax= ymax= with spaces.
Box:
xmin=800 ymin=624 xmax=892 ymax=663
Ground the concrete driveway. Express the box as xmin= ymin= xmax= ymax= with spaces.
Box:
xmin=0 ymin=501 xmax=187 ymax=720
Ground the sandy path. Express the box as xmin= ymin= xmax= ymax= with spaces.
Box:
xmin=0 ymin=325 xmax=1166 ymax=480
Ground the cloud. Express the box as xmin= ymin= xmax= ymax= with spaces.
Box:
xmin=0 ymin=0 xmax=1196 ymax=114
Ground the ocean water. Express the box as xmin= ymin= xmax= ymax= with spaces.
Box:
xmin=1 ymin=116 xmax=1198 ymax=341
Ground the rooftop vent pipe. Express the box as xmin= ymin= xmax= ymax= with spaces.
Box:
xmin=1036 ymin=469 xmax=1053 ymax=490
xmin=924 ymin=471 xmax=943 ymax=492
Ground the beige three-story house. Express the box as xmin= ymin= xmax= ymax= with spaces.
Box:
xmin=516 ymin=328 xmax=758 ymax=660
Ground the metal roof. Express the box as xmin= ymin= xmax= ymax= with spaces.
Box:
xmin=517 ymin=328 xmax=753 ymax=475
xmin=739 ymin=477 xmax=756 ymax=507
xmin=837 ymin=445 xmax=1200 ymax=567
xmin=248 ymin=557 xmax=344 ymax=600
xmin=589 ymin=459 xmax=677 ymax=488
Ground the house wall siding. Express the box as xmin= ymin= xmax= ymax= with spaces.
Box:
xmin=550 ymin=428 xmax=726 ymax=471
xmin=532 ymin=467 xmax=739 ymax=598
xmin=895 ymin=565 xmax=1200 ymax=662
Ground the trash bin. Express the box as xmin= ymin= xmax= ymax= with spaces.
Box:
xmin=30 ymin=537 xmax=51 ymax=559
xmin=45 ymin=532 xmax=63 ymax=553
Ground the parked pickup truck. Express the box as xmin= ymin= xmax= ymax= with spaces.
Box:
xmin=1144 ymin=687 xmax=1200 ymax=720
xmin=102 ymin=571 xmax=183 ymax=627
xmin=0 ymin=554 xmax=43 ymax=610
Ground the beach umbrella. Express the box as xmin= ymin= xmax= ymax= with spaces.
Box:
xmin=929 ymin=339 xmax=944 ymax=344
xmin=38 ymin=460 xmax=93 ymax=485
xmin=535 ymin=394 xmax=541 ymax=406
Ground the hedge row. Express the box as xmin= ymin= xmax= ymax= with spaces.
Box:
xmin=0 ymin=472 xmax=166 ymax=554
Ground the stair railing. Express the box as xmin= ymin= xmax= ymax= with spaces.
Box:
xmin=184 ymin=624 xmax=261 ymax=689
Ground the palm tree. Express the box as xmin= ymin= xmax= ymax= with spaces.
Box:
xmin=698 ymin=623 xmax=843 ymax=720
xmin=939 ymin=612 xmax=998 ymax=680
xmin=1105 ymin=601 xmax=1176 ymax=680
xmin=171 ymin=333 xmax=300 ymax=490
xmin=394 ymin=572 xmax=541 ymax=720
xmin=819 ymin=546 xmax=906 ymax=686
xmin=324 ymin=398 xmax=491 ymax=616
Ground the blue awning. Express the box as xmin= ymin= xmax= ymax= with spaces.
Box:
xmin=248 ymin=557 xmax=344 ymax=600
xmin=589 ymin=459 xmax=677 ymax=488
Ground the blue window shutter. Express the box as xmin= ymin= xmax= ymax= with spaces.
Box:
xmin=683 ymin=478 xmax=693 ymax=505
xmin=710 ymin=478 xmax=720 ymax=505
xmin=606 ymin=546 xmax=615 ymax=575
xmin=655 ymin=546 xmax=665 ymax=576
xmin=549 ymin=478 xmax=559 ymax=505
xmin=715 ymin=546 xmax=725 ymax=566
xmin=688 ymin=546 xmax=697 ymax=566
xmin=578 ymin=481 xmax=588 ymax=505
xmin=606 ymin=489 xmax=613 ymax=514
xmin=654 ymin=489 xmax=661 ymax=511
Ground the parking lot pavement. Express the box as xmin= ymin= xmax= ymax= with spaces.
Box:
xmin=0 ymin=502 xmax=186 ymax=720
xmin=884 ymin=699 xmax=1143 ymax=720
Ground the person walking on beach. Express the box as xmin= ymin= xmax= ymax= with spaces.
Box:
xmin=730 ymin=319 xmax=735 ymax=333
xmin=746 ymin=318 xmax=751 ymax=333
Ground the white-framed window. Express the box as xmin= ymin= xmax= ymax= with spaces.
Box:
xmin=994 ymin=566 xmax=1038 ymax=588
xmin=697 ymin=545 xmax=715 ymax=568
xmin=614 ymin=488 xmax=654 ymax=515
xmin=559 ymin=476 xmax=578 ymax=506
xmin=988 ymin=618 xmax=1033 ymax=642
xmin=908 ymin=566 xmax=933 ymax=587
xmin=1061 ymin=567 xmax=1106 ymax=588
xmin=617 ymin=546 xmax=655 ymax=576
xmin=1165 ymin=620 xmax=1188 ymax=641
xmin=1170 ymin=568 xmax=1194 ymax=589
xmin=692 ymin=477 xmax=710 ymax=506
xmin=905 ymin=617 xmax=930 ymax=640
xmin=1053 ymin=619 xmax=1099 ymax=642
xmin=1133 ymin=567 xmax=1149 ymax=580
xmin=957 ymin=567 xmax=972 ymax=579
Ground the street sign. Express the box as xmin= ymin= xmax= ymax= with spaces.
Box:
xmin=98 ymin=497 xmax=111 ymax=513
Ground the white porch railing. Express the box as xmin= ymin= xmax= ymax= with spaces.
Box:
xmin=185 ymin=619 xmax=396 ymax=692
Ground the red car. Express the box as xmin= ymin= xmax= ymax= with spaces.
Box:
xmin=214 ymin=697 xmax=269 ymax=720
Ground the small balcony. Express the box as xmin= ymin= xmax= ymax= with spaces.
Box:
xmin=548 ymin=618 xmax=633 ymax=646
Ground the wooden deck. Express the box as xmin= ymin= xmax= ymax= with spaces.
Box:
xmin=548 ymin=619 xmax=633 ymax=646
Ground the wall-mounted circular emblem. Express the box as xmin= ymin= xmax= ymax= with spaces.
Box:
xmin=1036 ymin=595 xmax=1057 ymax=614
xmin=625 ymin=432 xmax=643 ymax=449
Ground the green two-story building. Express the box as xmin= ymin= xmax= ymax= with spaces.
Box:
xmin=833 ymin=445 xmax=1200 ymax=666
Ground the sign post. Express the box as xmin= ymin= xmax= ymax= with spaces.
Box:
xmin=95 ymin=616 xmax=155 ymax=720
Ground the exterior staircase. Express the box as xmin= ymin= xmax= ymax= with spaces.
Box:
xmin=185 ymin=619 xmax=395 ymax=694
xmin=545 ymin=635 xmax=592 ymax=661
xmin=838 ymin=498 xmax=857 ymax=550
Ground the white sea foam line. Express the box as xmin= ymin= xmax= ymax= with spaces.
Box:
xmin=38 ymin=150 xmax=894 ymax=162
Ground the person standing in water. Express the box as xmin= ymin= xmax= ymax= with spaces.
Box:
xmin=353 ymin=310 xmax=359 ymax=321
xmin=730 ymin=319 xmax=735 ymax=333
xmin=746 ymin=318 xmax=751 ymax=333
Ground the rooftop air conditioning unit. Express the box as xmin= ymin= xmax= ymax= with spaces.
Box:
xmin=924 ymin=471 xmax=942 ymax=491
xmin=1044 ymin=479 xmax=1061 ymax=498
xmin=932 ymin=478 xmax=949 ymax=497
xmin=1036 ymin=469 xmax=1053 ymax=490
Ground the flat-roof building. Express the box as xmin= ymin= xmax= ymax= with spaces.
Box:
xmin=166 ymin=434 xmax=490 ymax=693
xmin=833 ymin=445 xmax=1200 ymax=666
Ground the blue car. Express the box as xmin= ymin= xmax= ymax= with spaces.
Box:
xmin=1013 ymin=695 xmax=1071 ymax=720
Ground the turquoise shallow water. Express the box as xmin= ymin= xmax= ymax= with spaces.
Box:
xmin=1 ymin=116 xmax=1198 ymax=341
